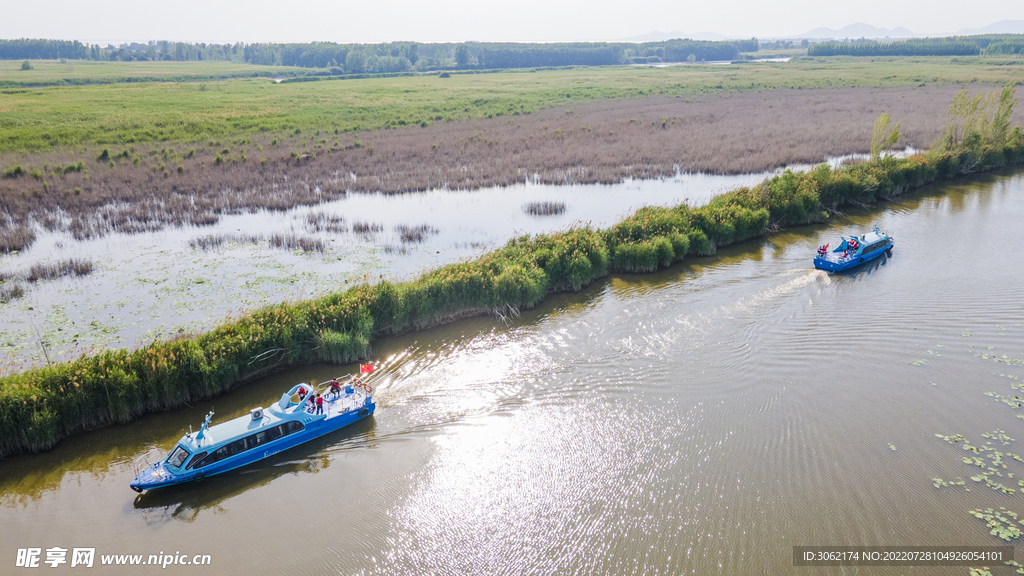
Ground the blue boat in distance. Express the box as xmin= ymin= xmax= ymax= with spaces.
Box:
xmin=130 ymin=377 xmax=375 ymax=493
xmin=813 ymin=225 xmax=894 ymax=272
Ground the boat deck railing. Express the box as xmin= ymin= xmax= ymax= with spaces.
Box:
xmin=297 ymin=378 xmax=371 ymax=419
xmin=131 ymin=448 xmax=163 ymax=480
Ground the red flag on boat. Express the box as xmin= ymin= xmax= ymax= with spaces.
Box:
xmin=359 ymin=364 xmax=375 ymax=374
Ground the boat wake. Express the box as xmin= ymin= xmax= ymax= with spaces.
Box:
xmin=730 ymin=269 xmax=830 ymax=314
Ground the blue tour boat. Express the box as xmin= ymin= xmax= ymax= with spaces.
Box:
xmin=813 ymin=225 xmax=894 ymax=272
xmin=130 ymin=377 xmax=375 ymax=492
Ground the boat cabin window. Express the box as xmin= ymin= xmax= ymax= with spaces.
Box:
xmin=166 ymin=445 xmax=191 ymax=469
xmin=185 ymin=451 xmax=208 ymax=470
xmin=862 ymin=240 xmax=887 ymax=253
xmin=192 ymin=421 xmax=306 ymax=468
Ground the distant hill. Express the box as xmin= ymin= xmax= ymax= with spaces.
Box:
xmin=956 ymin=20 xmax=1024 ymax=35
xmin=795 ymin=23 xmax=916 ymax=39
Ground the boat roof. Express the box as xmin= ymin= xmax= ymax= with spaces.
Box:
xmin=177 ymin=410 xmax=283 ymax=451
xmin=176 ymin=383 xmax=316 ymax=452
xmin=848 ymin=230 xmax=887 ymax=244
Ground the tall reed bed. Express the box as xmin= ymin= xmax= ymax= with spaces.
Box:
xmin=1 ymin=102 xmax=1022 ymax=457
xmin=26 ymin=259 xmax=93 ymax=282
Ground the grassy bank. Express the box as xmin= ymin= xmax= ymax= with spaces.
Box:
xmin=0 ymin=88 xmax=1021 ymax=458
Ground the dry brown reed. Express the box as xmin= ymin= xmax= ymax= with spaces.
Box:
xmin=2 ymin=86 xmax=1021 ymax=250
xmin=268 ymin=233 xmax=325 ymax=253
xmin=0 ymin=283 xmax=24 ymax=302
xmin=352 ymin=222 xmax=384 ymax=235
xmin=188 ymin=233 xmax=263 ymax=250
xmin=524 ymin=201 xmax=567 ymax=215
xmin=0 ymin=224 xmax=35 ymax=253
xmin=26 ymin=258 xmax=93 ymax=282
xmin=305 ymin=212 xmax=348 ymax=233
xmin=396 ymin=224 xmax=438 ymax=243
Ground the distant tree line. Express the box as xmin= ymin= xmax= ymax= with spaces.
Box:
xmin=957 ymin=34 xmax=1024 ymax=49
xmin=985 ymin=39 xmax=1024 ymax=55
xmin=476 ymin=44 xmax=624 ymax=68
xmin=2 ymin=37 xmax=757 ymax=72
xmin=808 ymin=39 xmax=981 ymax=57
xmin=0 ymin=39 xmax=89 ymax=60
xmin=244 ymin=40 xmax=751 ymax=71
xmin=1 ymin=39 xmax=256 ymax=63
xmin=244 ymin=42 xmax=420 ymax=71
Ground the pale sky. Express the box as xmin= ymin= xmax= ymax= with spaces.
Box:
xmin=1 ymin=0 xmax=1020 ymax=44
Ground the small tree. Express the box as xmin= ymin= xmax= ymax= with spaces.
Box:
xmin=345 ymin=49 xmax=367 ymax=74
xmin=687 ymin=53 xmax=696 ymax=63
xmin=21 ymin=60 xmax=33 ymax=71
xmin=990 ymin=83 xmax=1018 ymax=146
xmin=870 ymin=113 xmax=901 ymax=160
xmin=455 ymin=45 xmax=470 ymax=67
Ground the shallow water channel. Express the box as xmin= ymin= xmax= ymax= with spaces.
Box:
xmin=1 ymin=169 xmax=1023 ymax=574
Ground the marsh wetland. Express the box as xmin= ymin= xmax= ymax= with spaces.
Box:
xmin=0 ymin=168 xmax=1022 ymax=574
xmin=0 ymin=167 xmax=807 ymax=373
xmin=3 ymin=55 xmax=1024 ymax=575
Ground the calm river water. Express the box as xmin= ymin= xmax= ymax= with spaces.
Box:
xmin=1 ymin=169 xmax=1023 ymax=574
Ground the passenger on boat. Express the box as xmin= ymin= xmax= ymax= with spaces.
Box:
xmin=298 ymin=387 xmax=307 ymax=401
xmin=841 ymin=249 xmax=850 ymax=260
xmin=315 ymin=394 xmax=324 ymax=415
xmin=849 ymin=238 xmax=858 ymax=251
xmin=329 ymin=379 xmax=341 ymax=397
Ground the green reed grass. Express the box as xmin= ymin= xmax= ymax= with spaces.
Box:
xmin=0 ymin=115 xmax=1022 ymax=457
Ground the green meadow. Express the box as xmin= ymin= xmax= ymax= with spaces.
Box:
xmin=1 ymin=56 xmax=1022 ymax=153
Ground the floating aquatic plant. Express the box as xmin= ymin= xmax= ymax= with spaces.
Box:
xmin=933 ymin=477 xmax=966 ymax=489
xmin=976 ymin=352 xmax=1024 ymax=367
xmin=970 ymin=508 xmax=1023 ymax=542
xmin=937 ymin=432 xmax=1021 ymax=494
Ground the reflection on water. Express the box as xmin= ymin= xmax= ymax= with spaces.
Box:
xmin=0 ymin=168 xmax=1022 ymax=574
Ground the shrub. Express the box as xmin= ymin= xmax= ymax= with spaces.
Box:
xmin=2 ymin=165 xmax=26 ymax=179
